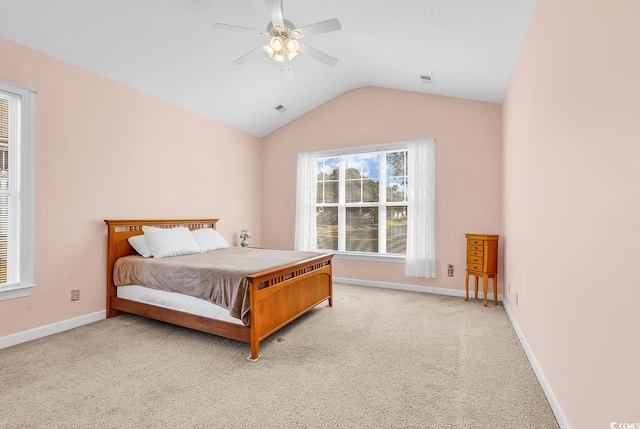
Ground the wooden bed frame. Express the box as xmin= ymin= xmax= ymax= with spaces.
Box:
xmin=104 ymin=219 xmax=333 ymax=360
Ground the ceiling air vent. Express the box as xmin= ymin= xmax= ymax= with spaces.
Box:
xmin=274 ymin=104 xmax=288 ymax=113
xmin=419 ymin=74 xmax=434 ymax=84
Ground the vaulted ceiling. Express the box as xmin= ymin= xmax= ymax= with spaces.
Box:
xmin=0 ymin=0 xmax=536 ymax=137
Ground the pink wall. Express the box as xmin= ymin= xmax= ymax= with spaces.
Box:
xmin=0 ymin=38 xmax=262 ymax=336
xmin=261 ymin=87 xmax=503 ymax=291
xmin=503 ymin=0 xmax=640 ymax=426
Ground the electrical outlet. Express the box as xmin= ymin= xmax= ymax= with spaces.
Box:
xmin=71 ymin=289 xmax=80 ymax=301
xmin=515 ymin=292 xmax=518 ymax=306
xmin=447 ymin=264 xmax=454 ymax=277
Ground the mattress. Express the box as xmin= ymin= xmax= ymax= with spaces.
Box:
xmin=114 ymin=247 xmax=324 ymax=325
xmin=116 ymin=285 xmax=245 ymax=326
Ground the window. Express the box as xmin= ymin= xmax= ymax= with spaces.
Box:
xmin=0 ymin=79 xmax=35 ymax=301
xmin=315 ymin=150 xmax=409 ymax=255
xmin=296 ymin=139 xmax=436 ymax=277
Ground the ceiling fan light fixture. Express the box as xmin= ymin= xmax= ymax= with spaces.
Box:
xmin=264 ymin=45 xmax=275 ymax=57
xmin=265 ymin=50 xmax=298 ymax=63
xmin=269 ymin=36 xmax=284 ymax=52
xmin=286 ymin=38 xmax=298 ymax=54
xmin=264 ymin=37 xmax=299 ymax=62
xmin=264 ymin=48 xmax=284 ymax=62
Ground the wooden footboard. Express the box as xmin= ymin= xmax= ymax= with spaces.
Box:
xmin=104 ymin=219 xmax=333 ymax=360
xmin=248 ymin=255 xmax=333 ymax=360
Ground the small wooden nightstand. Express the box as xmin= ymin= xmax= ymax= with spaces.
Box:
xmin=464 ymin=233 xmax=499 ymax=307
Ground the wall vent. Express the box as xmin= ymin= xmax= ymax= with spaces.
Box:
xmin=274 ymin=104 xmax=288 ymax=113
xmin=419 ymin=74 xmax=434 ymax=84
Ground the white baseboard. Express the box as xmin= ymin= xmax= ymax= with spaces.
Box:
xmin=494 ymin=301 xmax=570 ymax=429
xmin=0 ymin=310 xmax=106 ymax=350
xmin=333 ymin=277 xmax=505 ymax=302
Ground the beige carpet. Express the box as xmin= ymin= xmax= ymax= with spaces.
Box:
xmin=0 ymin=283 xmax=559 ymax=429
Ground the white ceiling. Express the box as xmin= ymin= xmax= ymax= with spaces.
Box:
xmin=0 ymin=0 xmax=536 ymax=137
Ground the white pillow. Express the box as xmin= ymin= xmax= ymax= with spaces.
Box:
xmin=142 ymin=226 xmax=202 ymax=258
xmin=191 ymin=228 xmax=230 ymax=252
xmin=128 ymin=235 xmax=153 ymax=258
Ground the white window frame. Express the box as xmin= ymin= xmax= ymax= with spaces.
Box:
xmin=0 ymin=79 xmax=35 ymax=301
xmin=315 ymin=149 xmax=409 ymax=262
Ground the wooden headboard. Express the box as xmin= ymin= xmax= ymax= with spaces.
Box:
xmin=103 ymin=219 xmax=219 ymax=317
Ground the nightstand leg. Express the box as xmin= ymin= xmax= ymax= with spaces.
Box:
xmin=464 ymin=272 xmax=469 ymax=301
xmin=483 ymin=274 xmax=489 ymax=307
xmin=493 ymin=275 xmax=498 ymax=306
xmin=474 ymin=276 xmax=479 ymax=299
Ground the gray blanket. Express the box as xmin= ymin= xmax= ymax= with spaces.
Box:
xmin=113 ymin=247 xmax=324 ymax=325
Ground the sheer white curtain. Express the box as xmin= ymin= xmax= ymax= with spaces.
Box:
xmin=295 ymin=152 xmax=318 ymax=251
xmin=405 ymin=138 xmax=436 ymax=278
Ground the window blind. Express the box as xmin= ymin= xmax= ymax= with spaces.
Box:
xmin=0 ymin=97 xmax=8 ymax=143
xmin=0 ymin=94 xmax=17 ymax=285
xmin=0 ymin=79 xmax=34 ymax=299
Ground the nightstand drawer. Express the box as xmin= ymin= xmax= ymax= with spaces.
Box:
xmin=467 ymin=250 xmax=483 ymax=257
xmin=467 ymin=263 xmax=483 ymax=271
xmin=468 ymin=255 xmax=483 ymax=264
xmin=468 ymin=239 xmax=484 ymax=246
xmin=468 ymin=244 xmax=483 ymax=252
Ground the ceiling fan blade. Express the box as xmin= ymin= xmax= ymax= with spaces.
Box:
xmin=297 ymin=42 xmax=338 ymax=67
xmin=232 ymin=44 xmax=267 ymax=66
xmin=214 ymin=23 xmax=267 ymax=36
xmin=264 ymin=0 xmax=284 ymax=28
xmin=294 ymin=18 xmax=342 ymax=38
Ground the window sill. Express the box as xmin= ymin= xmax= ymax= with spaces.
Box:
xmin=0 ymin=283 xmax=36 ymax=301
xmin=328 ymin=251 xmax=405 ymax=264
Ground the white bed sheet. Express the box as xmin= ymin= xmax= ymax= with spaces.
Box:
xmin=117 ymin=285 xmax=245 ymax=326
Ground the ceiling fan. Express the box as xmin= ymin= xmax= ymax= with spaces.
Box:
xmin=214 ymin=0 xmax=342 ymax=78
